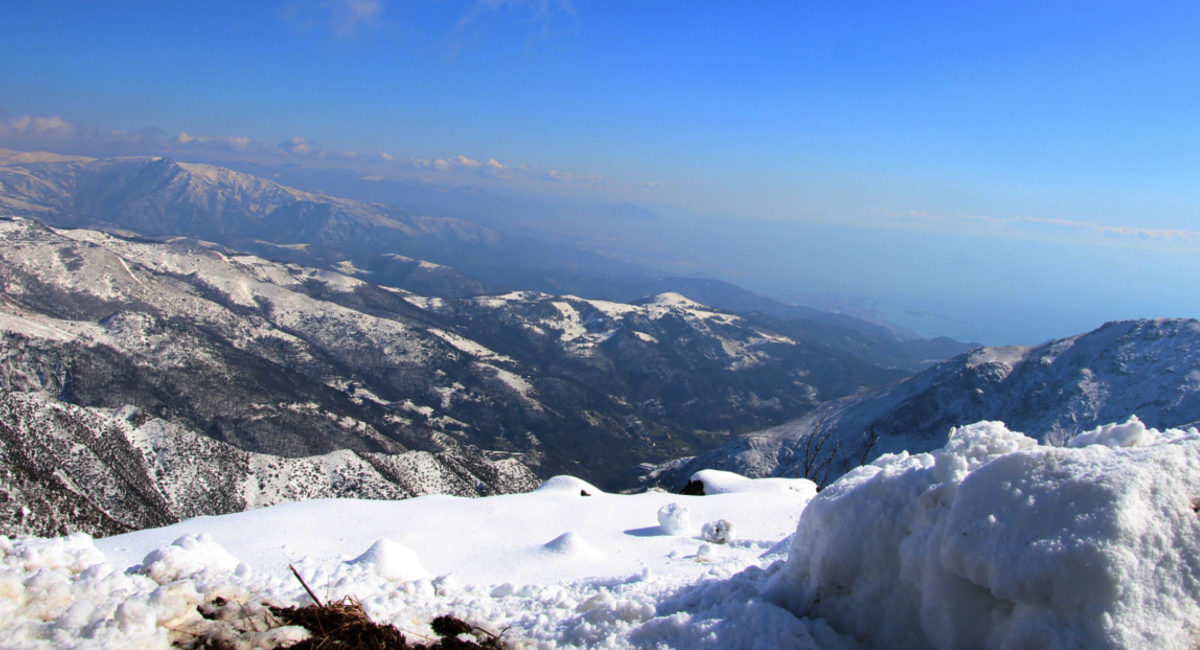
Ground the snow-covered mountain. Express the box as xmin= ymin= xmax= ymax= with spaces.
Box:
xmin=0 ymin=390 xmax=538 ymax=538
xmin=0 ymin=217 xmax=902 ymax=493
xmin=0 ymin=148 xmax=976 ymax=371
xmin=0 ymin=148 xmax=632 ymax=299
xmin=651 ymin=318 xmax=1200 ymax=487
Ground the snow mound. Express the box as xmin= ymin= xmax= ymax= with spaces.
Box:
xmin=541 ymin=532 xmax=602 ymax=559
xmin=768 ymin=419 xmax=1200 ymax=649
xmin=691 ymin=469 xmax=817 ymax=497
xmin=535 ymin=475 xmax=602 ymax=495
xmin=347 ymin=539 xmax=426 ymax=582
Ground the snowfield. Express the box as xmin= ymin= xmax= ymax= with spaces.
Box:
xmin=4 ymin=418 xmax=1200 ymax=648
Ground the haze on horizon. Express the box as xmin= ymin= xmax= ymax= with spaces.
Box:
xmin=3 ymin=1 xmax=1199 ymax=345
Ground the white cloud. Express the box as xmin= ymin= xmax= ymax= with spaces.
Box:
xmin=175 ymin=132 xmax=250 ymax=151
xmin=0 ymin=113 xmax=163 ymax=155
xmin=412 ymin=154 xmax=506 ymax=173
xmin=453 ymin=154 xmax=481 ymax=169
xmin=0 ymin=115 xmax=77 ymax=139
xmin=379 ymin=152 xmax=394 ymax=161
xmin=279 ymin=136 xmax=314 ymax=155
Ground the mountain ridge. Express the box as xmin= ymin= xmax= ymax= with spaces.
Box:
xmin=649 ymin=318 xmax=1200 ymax=488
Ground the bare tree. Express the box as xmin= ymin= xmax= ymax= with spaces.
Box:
xmin=858 ymin=427 xmax=880 ymax=467
xmin=798 ymin=415 xmax=842 ymax=491
xmin=799 ymin=419 xmax=882 ymax=491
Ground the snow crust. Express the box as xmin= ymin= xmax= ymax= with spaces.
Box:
xmin=5 ymin=420 xmax=1200 ymax=648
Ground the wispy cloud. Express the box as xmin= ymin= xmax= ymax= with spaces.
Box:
xmin=453 ymin=0 xmax=577 ymax=55
xmin=281 ymin=0 xmax=386 ymax=39
xmin=328 ymin=0 xmax=384 ymax=37
xmin=856 ymin=210 xmax=1200 ymax=252
xmin=545 ymin=169 xmax=603 ymax=184
xmin=1015 ymin=216 xmax=1200 ymax=246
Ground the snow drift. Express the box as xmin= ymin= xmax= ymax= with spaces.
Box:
xmin=769 ymin=417 xmax=1200 ymax=649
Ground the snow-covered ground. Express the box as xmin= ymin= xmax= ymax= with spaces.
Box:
xmin=4 ymin=418 xmax=1200 ymax=649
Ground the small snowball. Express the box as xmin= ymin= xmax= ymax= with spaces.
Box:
xmin=701 ymin=519 xmax=734 ymax=544
xmin=656 ymin=503 xmax=691 ymax=535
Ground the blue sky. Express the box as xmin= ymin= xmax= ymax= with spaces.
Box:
xmin=3 ymin=1 xmax=1200 ymax=343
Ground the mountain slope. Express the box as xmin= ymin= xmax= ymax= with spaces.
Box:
xmin=0 ymin=217 xmax=903 ymax=488
xmin=651 ymin=318 xmax=1200 ymax=488
xmin=0 ymin=390 xmax=538 ymax=537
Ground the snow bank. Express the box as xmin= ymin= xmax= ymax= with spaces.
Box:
xmin=768 ymin=419 xmax=1200 ymax=649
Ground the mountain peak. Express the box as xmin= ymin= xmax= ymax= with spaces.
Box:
xmin=642 ymin=292 xmax=705 ymax=309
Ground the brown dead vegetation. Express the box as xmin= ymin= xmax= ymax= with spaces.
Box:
xmin=176 ymin=566 xmax=506 ymax=649
xmin=270 ymin=597 xmax=503 ymax=649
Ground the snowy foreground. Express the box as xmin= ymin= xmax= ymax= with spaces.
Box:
xmin=4 ymin=418 xmax=1200 ymax=649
